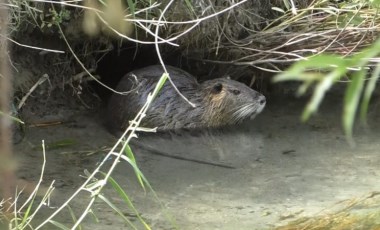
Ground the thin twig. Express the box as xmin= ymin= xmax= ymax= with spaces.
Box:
xmin=17 ymin=74 xmax=49 ymax=110
xmin=0 ymin=34 xmax=65 ymax=53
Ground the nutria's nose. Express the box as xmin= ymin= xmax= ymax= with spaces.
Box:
xmin=259 ymin=95 xmax=266 ymax=105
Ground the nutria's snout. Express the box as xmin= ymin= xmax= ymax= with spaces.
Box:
xmin=249 ymin=93 xmax=266 ymax=118
xmin=259 ymin=95 xmax=266 ymax=106
xmin=257 ymin=94 xmax=266 ymax=113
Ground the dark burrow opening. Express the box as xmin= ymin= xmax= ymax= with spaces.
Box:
xmin=94 ymin=43 xmax=185 ymax=102
xmin=93 ymin=41 xmax=276 ymax=107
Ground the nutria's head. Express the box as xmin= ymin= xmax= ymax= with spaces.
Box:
xmin=199 ymin=78 xmax=266 ymax=127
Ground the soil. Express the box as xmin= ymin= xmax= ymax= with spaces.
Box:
xmin=11 ymin=88 xmax=380 ymax=229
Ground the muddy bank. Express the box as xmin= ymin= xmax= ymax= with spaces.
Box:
xmin=12 ymin=91 xmax=380 ymax=229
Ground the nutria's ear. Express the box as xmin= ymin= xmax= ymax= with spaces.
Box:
xmin=211 ymin=83 xmax=223 ymax=94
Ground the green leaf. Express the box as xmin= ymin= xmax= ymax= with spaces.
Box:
xmin=302 ymin=65 xmax=347 ymax=121
xmin=273 ymin=55 xmax=346 ymax=83
xmin=351 ymin=38 xmax=380 ymax=67
xmin=33 ymin=139 xmax=77 ymax=150
xmin=184 ymin=0 xmax=196 ymax=16
xmin=297 ymin=80 xmax=314 ymax=96
xmin=337 ymin=12 xmax=364 ymax=28
xmin=151 ymin=73 xmax=168 ymax=100
xmin=123 ymin=144 xmax=145 ymax=190
xmin=98 ymin=194 xmax=138 ymax=229
xmin=360 ymin=64 xmax=380 ymax=124
xmin=0 ymin=111 xmax=24 ymax=124
xmin=275 ymin=72 xmax=324 ymax=83
xmin=127 ymin=0 xmax=136 ymax=17
xmin=48 ymin=220 xmax=70 ymax=230
xmin=20 ymin=195 xmax=35 ymax=227
xmin=271 ymin=7 xmax=285 ymax=13
xmin=351 ymin=14 xmax=364 ymax=26
xmin=282 ymin=0 xmax=290 ymax=10
xmin=108 ymin=154 xmax=179 ymax=229
xmin=67 ymin=205 xmax=80 ymax=229
xmin=370 ymin=0 xmax=380 ymax=8
xmin=343 ymin=70 xmax=365 ymax=142
xmin=107 ymin=176 xmax=151 ymax=230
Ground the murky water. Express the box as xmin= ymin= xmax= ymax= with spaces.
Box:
xmin=13 ymin=93 xmax=380 ymax=229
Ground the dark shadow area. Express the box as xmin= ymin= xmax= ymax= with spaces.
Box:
xmin=95 ymin=43 xmax=158 ymax=101
xmin=94 ymin=43 xmax=187 ymax=101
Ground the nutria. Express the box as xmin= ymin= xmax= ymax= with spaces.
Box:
xmin=106 ymin=65 xmax=266 ymax=135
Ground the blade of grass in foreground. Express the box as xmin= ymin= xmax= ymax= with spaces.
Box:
xmin=360 ymin=63 xmax=380 ymax=125
xmin=20 ymin=192 xmax=35 ymax=227
xmin=184 ymin=0 xmax=196 ymax=15
xmin=273 ymin=54 xmax=346 ymax=82
xmin=67 ymin=205 xmax=80 ymax=230
xmin=98 ymin=194 xmax=138 ymax=230
xmin=273 ymin=55 xmax=348 ymax=121
xmin=126 ymin=0 xmax=136 ymax=16
xmin=124 ymin=143 xmax=145 ymax=190
xmin=120 ymin=146 xmax=180 ymax=228
xmin=0 ymin=111 xmax=24 ymax=124
xmin=151 ymin=73 xmax=168 ymax=99
xmin=114 ymin=147 xmax=179 ymax=229
xmin=32 ymin=139 xmax=77 ymax=151
xmin=343 ymin=69 xmax=365 ymax=143
xmin=302 ymin=65 xmax=347 ymax=121
xmin=107 ymin=175 xmax=151 ymax=230
xmin=48 ymin=220 xmax=70 ymax=230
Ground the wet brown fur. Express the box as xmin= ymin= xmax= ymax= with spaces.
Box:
xmin=106 ymin=65 xmax=266 ymax=135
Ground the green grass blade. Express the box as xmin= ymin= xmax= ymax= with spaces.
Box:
xmin=343 ymin=70 xmax=365 ymax=141
xmin=123 ymin=143 xmax=145 ymax=190
xmin=106 ymin=175 xmax=151 ymax=230
xmin=118 ymin=151 xmax=151 ymax=186
xmin=184 ymin=0 xmax=196 ymax=16
xmin=88 ymin=209 xmax=99 ymax=223
xmin=127 ymin=0 xmax=136 ymax=17
xmin=275 ymin=71 xmax=324 ymax=83
xmin=48 ymin=220 xmax=70 ymax=230
xmin=113 ymin=155 xmax=179 ymax=229
xmin=33 ymin=139 xmax=77 ymax=150
xmin=360 ymin=64 xmax=380 ymax=124
xmin=0 ymin=111 xmax=24 ymax=124
xmin=351 ymin=38 xmax=380 ymax=67
xmin=67 ymin=205 xmax=80 ymax=230
xmin=97 ymin=194 xmax=138 ymax=230
xmin=370 ymin=0 xmax=380 ymax=7
xmin=110 ymin=150 xmax=178 ymax=227
xmin=151 ymin=73 xmax=168 ymax=99
xmin=20 ymin=196 xmax=35 ymax=228
xmin=302 ymin=66 xmax=347 ymax=121
xmin=297 ymin=80 xmax=314 ymax=96
xmin=273 ymin=55 xmax=346 ymax=83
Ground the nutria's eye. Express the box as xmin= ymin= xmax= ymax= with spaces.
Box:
xmin=211 ymin=83 xmax=223 ymax=94
xmin=232 ymin=89 xmax=241 ymax=95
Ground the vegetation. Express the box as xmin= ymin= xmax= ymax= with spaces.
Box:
xmin=276 ymin=192 xmax=380 ymax=230
xmin=1 ymin=0 xmax=380 ymax=229
xmin=274 ymin=38 xmax=380 ymax=143
xmin=273 ymin=0 xmax=380 ymax=143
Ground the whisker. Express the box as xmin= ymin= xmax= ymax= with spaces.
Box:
xmin=231 ymin=103 xmax=257 ymax=123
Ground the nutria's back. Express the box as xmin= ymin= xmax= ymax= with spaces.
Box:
xmin=106 ymin=65 xmax=266 ymax=135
